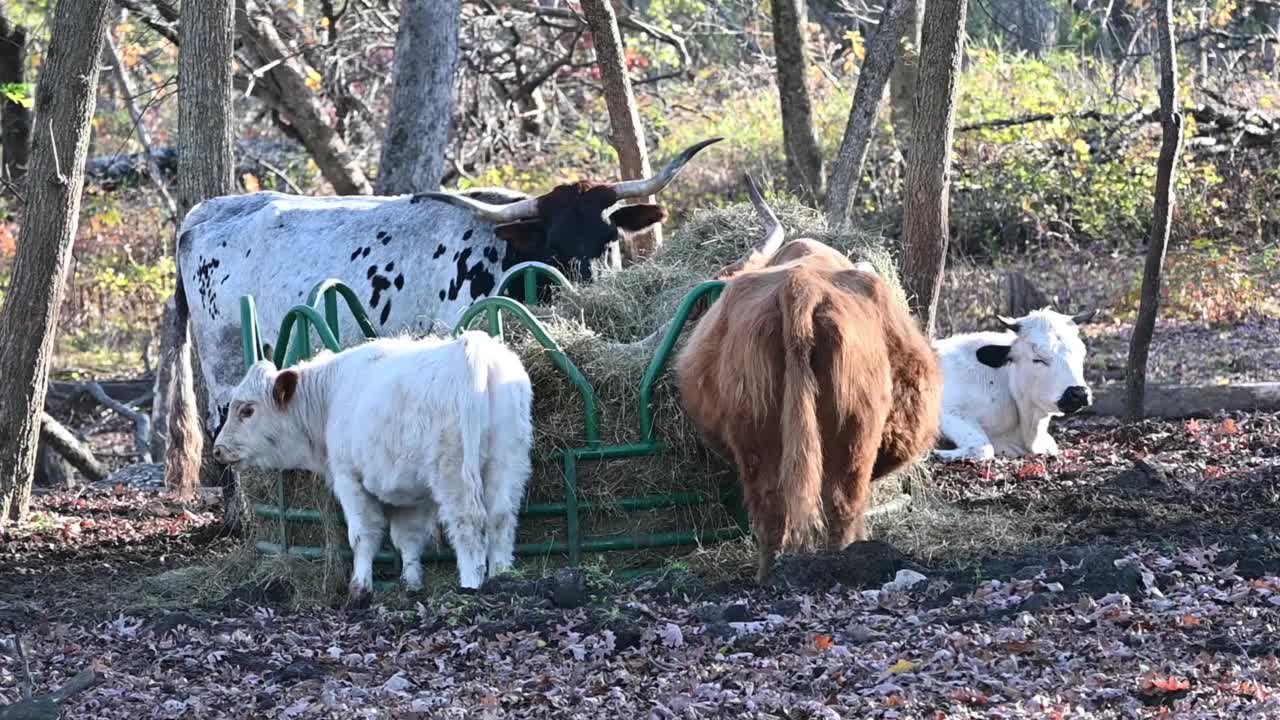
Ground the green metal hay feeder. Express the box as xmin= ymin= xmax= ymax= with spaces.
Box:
xmin=239 ymin=264 xmax=750 ymax=574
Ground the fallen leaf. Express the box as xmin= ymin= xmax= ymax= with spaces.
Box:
xmin=1141 ymin=676 xmax=1191 ymax=692
xmin=1219 ymin=418 xmax=1240 ymax=435
xmin=1016 ymin=461 xmax=1047 ymax=479
xmin=1176 ymin=614 xmax=1202 ymax=627
xmin=1186 ymin=419 xmax=1202 ymax=435
xmin=1203 ymin=466 xmax=1228 ymax=480
xmin=888 ymin=659 xmax=915 ymax=674
xmin=813 ymin=634 xmax=833 ymax=651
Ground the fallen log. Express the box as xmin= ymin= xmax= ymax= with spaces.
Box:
xmin=1087 ymin=382 xmax=1280 ymax=419
xmin=38 ymin=413 xmax=107 ymax=482
xmin=46 ymin=378 xmax=153 ymax=415
xmin=0 ymin=635 xmax=97 ymax=720
xmin=85 ymin=382 xmax=153 ymax=463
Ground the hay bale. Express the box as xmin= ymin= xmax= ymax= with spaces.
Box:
xmin=234 ymin=199 xmax=914 ymax=594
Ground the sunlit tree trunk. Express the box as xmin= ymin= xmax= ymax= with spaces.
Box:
xmin=900 ymin=0 xmax=968 ymax=336
xmin=0 ymin=0 xmax=112 ymax=528
xmin=1126 ymin=0 xmax=1183 ymax=419
xmin=771 ymin=0 xmax=826 ymax=205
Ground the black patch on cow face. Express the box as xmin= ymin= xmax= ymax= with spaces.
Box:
xmin=369 ymin=274 xmax=392 ymax=308
xmin=394 ymin=273 xmax=404 ymax=290
xmin=384 ymin=262 xmax=395 ymax=272
xmin=380 ymin=300 xmax=392 ymax=325
xmin=977 ymin=345 xmax=1013 ymax=368
xmin=195 ymin=255 xmax=222 ymax=319
xmin=367 ymin=265 xmax=378 ymax=279
xmin=433 ymin=244 xmax=446 ymax=259
xmin=350 ymin=247 xmax=364 ymax=261
xmin=446 ymin=248 xmax=497 ymax=302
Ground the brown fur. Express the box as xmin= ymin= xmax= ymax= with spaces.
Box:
xmin=674 ymin=239 xmax=943 ymax=582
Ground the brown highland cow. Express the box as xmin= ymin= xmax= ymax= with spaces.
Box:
xmin=674 ymin=176 xmax=943 ymax=582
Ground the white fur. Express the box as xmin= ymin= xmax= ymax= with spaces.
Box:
xmin=933 ymin=309 xmax=1092 ymax=461
xmin=211 ymin=331 xmax=534 ymax=596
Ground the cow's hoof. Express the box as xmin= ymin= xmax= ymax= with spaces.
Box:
xmin=344 ymin=588 xmax=373 ymax=611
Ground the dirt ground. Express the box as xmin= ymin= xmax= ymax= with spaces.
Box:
xmin=2 ymin=245 xmax=1278 ymax=717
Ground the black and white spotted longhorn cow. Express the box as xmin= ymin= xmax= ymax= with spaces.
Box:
xmin=164 ymin=138 xmax=723 ymax=491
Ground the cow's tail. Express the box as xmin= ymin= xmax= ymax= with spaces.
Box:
xmin=777 ymin=271 xmax=826 ymax=549
xmin=163 ymin=275 xmax=202 ymax=500
xmin=458 ymin=333 xmax=498 ymax=515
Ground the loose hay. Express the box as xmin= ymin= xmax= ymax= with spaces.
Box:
xmin=231 ymin=198 xmax=922 ymax=599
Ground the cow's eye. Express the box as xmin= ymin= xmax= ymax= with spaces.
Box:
xmin=1033 ymin=358 xmax=1049 ymax=366
xmin=239 ymin=404 xmax=255 ymax=419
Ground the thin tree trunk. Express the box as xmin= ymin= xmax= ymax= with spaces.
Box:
xmin=770 ymin=0 xmax=826 ymax=205
xmin=0 ymin=11 xmax=30 ymax=184
xmin=149 ymin=295 xmax=176 ymax=461
xmin=900 ymin=0 xmax=969 ymax=336
xmin=889 ymin=0 xmax=923 ymax=159
xmin=824 ymin=0 xmax=910 ymax=228
xmin=1125 ymin=0 xmax=1182 ymax=420
xmin=105 ymin=31 xmax=178 ymax=224
xmin=375 ymin=0 xmax=460 ymax=195
xmin=0 ymin=0 xmax=112 ymax=528
xmin=236 ymin=0 xmax=372 ymax=196
xmin=580 ymin=0 xmax=658 ymax=263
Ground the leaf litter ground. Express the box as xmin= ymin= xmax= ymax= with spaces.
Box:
xmin=1 ymin=410 xmax=1278 ymax=718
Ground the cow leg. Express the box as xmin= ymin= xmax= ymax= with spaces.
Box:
xmin=482 ymin=452 xmax=530 ymax=578
xmin=331 ymin=472 xmax=388 ymax=603
xmin=933 ymin=414 xmax=995 ymax=462
xmin=388 ymin=501 xmax=439 ymax=592
xmin=434 ymin=469 xmax=489 ymax=590
xmin=826 ymin=440 xmax=878 ymax=551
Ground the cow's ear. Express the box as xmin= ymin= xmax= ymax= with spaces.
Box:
xmin=609 ymin=203 xmax=667 ymax=232
xmin=494 ymin=219 xmax=547 ymax=252
xmin=976 ymin=345 xmax=1013 ymax=368
xmin=272 ymin=370 xmax=299 ymax=409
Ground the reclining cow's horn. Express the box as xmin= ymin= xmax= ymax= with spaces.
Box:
xmin=610 ymin=137 xmax=724 ymax=199
xmin=411 ymin=192 xmax=542 ymax=224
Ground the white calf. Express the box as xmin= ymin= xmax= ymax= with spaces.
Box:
xmin=211 ymin=332 xmax=533 ymax=598
xmin=933 ymin=308 xmax=1096 ymax=462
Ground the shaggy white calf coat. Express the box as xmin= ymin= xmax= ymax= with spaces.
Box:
xmin=933 ymin=308 xmax=1095 ymax=462
xmin=211 ymin=332 xmax=533 ymax=596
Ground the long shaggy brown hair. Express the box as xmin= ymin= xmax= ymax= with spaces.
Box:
xmin=674 ymin=237 xmax=942 ymax=582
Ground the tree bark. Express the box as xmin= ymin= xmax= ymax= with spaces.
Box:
xmin=900 ymin=0 xmax=969 ymax=337
xmin=770 ymin=0 xmax=826 ymax=205
xmin=0 ymin=0 xmax=112 ymax=528
xmin=0 ymin=10 xmax=31 ymax=184
xmin=889 ymin=0 xmax=923 ymax=159
xmin=375 ymin=0 xmax=460 ymax=195
xmin=824 ymin=0 xmax=910 ymax=228
xmin=39 ymin=413 xmax=108 ymax=482
xmin=1125 ymin=0 xmax=1182 ymax=420
xmin=236 ymin=0 xmax=372 ymax=196
xmin=167 ymin=0 xmax=235 ymax=513
xmin=580 ymin=0 xmax=659 ymax=263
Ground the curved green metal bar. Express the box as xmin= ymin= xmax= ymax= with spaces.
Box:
xmin=496 ymin=262 xmax=574 ymax=306
xmin=274 ymin=305 xmax=343 ymax=367
xmin=303 ymin=279 xmax=379 ymax=341
xmin=240 ymin=296 xmax=264 ymax=369
xmin=453 ymin=296 xmax=600 ymax=446
xmin=637 ymin=280 xmax=725 ymax=441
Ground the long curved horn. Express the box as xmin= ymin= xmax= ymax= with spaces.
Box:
xmin=743 ymin=173 xmax=784 ymax=257
xmin=611 ymin=137 xmax=724 ymax=199
xmin=412 ymin=191 xmax=541 ymax=224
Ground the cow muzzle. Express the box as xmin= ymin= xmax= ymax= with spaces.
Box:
xmin=1057 ymin=385 xmax=1092 ymax=414
xmin=212 ymin=444 xmax=237 ymax=465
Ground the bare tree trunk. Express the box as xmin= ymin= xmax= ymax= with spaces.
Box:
xmin=0 ymin=0 xmax=111 ymax=528
xmin=105 ymin=31 xmax=178 ymax=224
xmin=166 ymin=0 xmax=236 ymax=511
xmin=149 ymin=296 xmax=176 ymax=461
xmin=824 ymin=0 xmax=910 ymax=228
xmin=770 ymin=0 xmax=826 ymax=205
xmin=237 ymin=0 xmax=372 ymax=196
xmin=580 ymin=0 xmax=659 ymax=263
xmin=900 ymin=0 xmax=968 ymax=336
xmin=889 ymin=0 xmax=923 ymax=159
xmin=375 ymin=0 xmax=460 ymax=195
xmin=1126 ymin=0 xmax=1182 ymax=420
xmin=0 ymin=10 xmax=30 ymax=184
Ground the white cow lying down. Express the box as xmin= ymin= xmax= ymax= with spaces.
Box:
xmin=211 ymin=332 xmax=533 ymax=599
xmin=933 ymin=308 xmax=1096 ymax=462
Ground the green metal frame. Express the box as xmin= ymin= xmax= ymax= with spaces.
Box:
xmin=242 ymin=262 xmax=748 ymax=571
